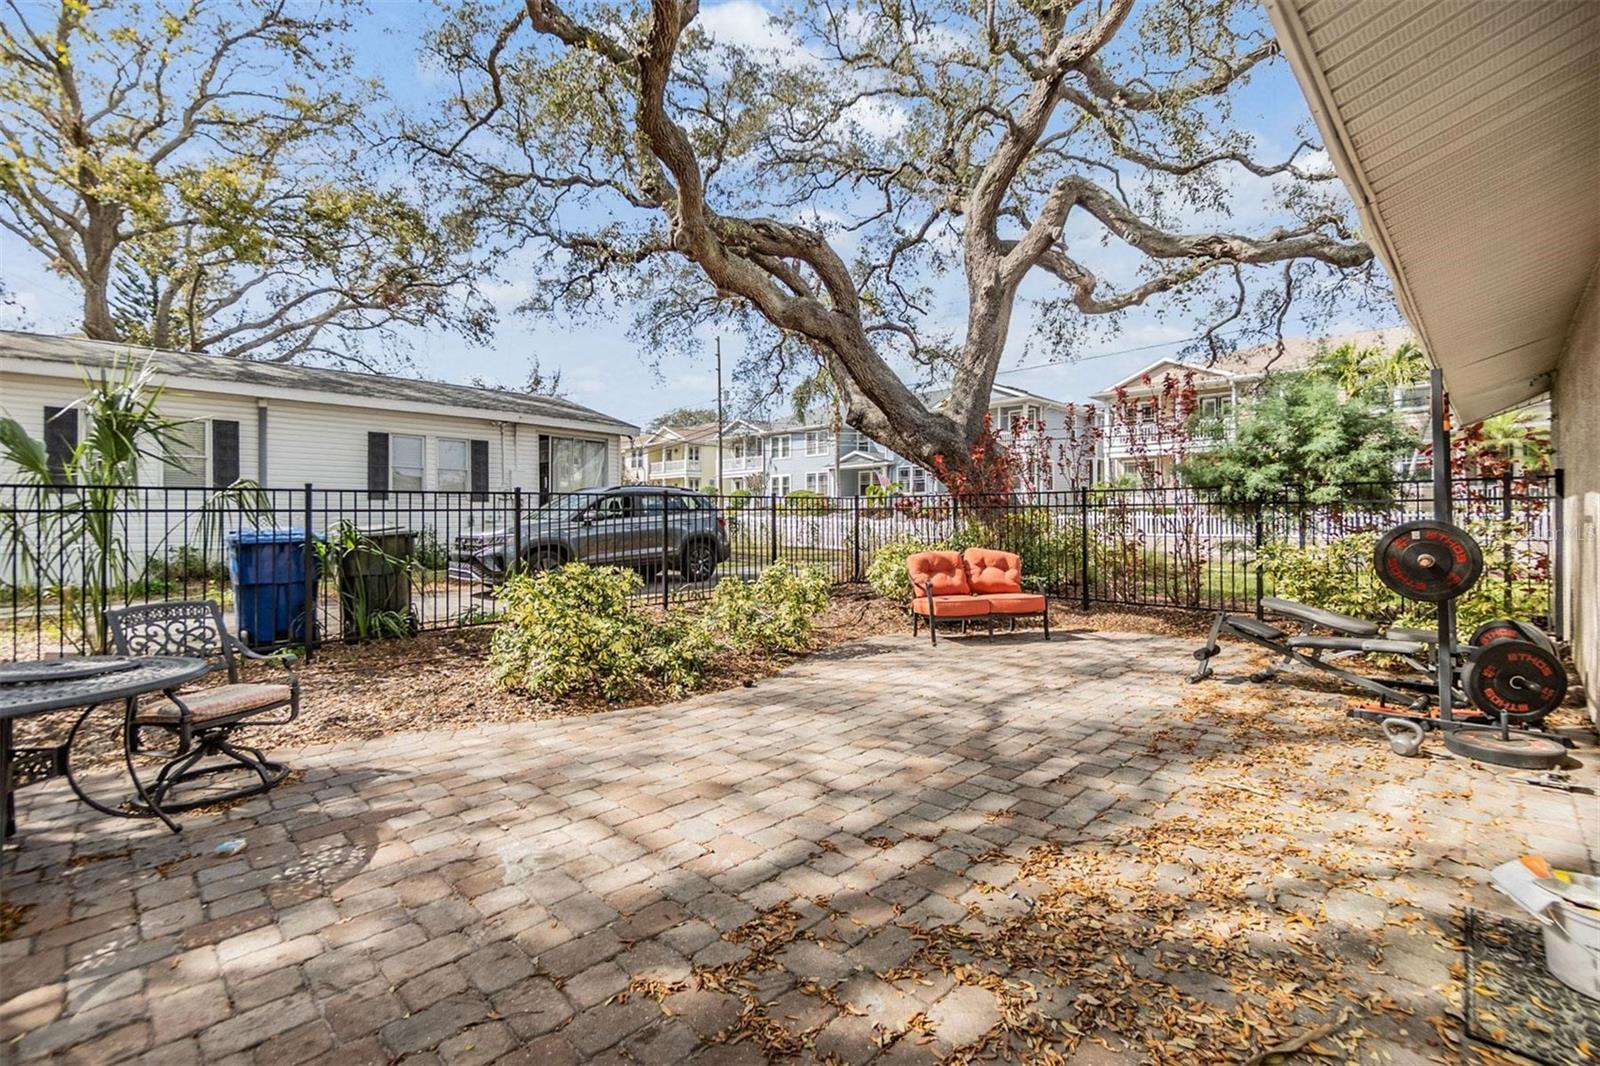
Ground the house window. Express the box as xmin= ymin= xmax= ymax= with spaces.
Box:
xmin=687 ymin=446 xmax=700 ymax=461
xmin=163 ymin=421 xmax=208 ymax=488
xmin=771 ymin=475 xmax=791 ymax=495
xmin=664 ymin=447 xmax=677 ymax=461
xmin=390 ymin=434 xmax=424 ymax=491
xmin=43 ymin=406 xmax=78 ymax=484
xmin=688 ymin=478 xmax=701 ymax=490
xmin=805 ymin=430 xmax=829 ymax=456
xmin=771 ymin=435 xmax=791 ymax=459
xmin=805 ymin=471 xmax=829 ymax=493
xmin=438 ymin=439 xmax=470 ymax=492
xmin=551 ymin=437 xmax=607 ymax=492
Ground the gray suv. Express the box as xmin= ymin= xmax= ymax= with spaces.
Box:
xmin=450 ymin=485 xmax=731 ymax=584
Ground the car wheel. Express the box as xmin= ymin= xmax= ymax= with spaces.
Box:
xmin=682 ymin=540 xmax=717 ymax=582
xmin=529 ymin=547 xmax=565 ymax=573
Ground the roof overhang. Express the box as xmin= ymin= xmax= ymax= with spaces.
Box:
xmin=1265 ymin=0 xmax=1600 ymax=424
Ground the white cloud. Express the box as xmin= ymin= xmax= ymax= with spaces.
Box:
xmin=841 ymin=97 xmax=909 ymax=139
xmin=697 ymin=1 xmax=796 ymax=54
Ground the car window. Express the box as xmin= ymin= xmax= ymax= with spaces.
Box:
xmin=591 ymin=494 xmax=630 ymax=519
xmin=667 ymin=495 xmax=702 ymax=512
xmin=630 ymin=493 xmax=665 ymax=515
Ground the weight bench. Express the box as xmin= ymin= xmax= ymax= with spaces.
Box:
xmin=1191 ymin=597 xmax=1437 ymax=708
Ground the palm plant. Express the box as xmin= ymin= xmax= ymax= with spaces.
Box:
xmin=1 ymin=358 xmax=268 ymax=653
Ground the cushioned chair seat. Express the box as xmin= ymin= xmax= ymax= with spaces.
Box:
xmin=911 ymin=595 xmax=991 ymax=618
xmin=977 ymin=592 xmax=1046 ymax=614
xmin=139 ymin=683 xmax=293 ymax=725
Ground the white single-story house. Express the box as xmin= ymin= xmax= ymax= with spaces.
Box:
xmin=1265 ymin=0 xmax=1599 ymax=721
xmin=0 ymin=331 xmax=637 ymax=499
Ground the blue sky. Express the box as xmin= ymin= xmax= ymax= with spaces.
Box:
xmin=0 ymin=0 xmax=1402 ymax=428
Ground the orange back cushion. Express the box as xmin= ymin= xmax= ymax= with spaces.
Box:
xmin=963 ymin=549 xmax=1023 ymax=594
xmin=906 ymin=551 xmax=970 ymax=597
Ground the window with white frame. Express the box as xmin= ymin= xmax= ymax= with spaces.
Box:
xmin=805 ymin=430 xmax=828 ymax=456
xmin=551 ymin=437 xmax=607 ymax=492
xmin=163 ymin=420 xmax=208 ymax=488
xmin=771 ymin=474 xmax=790 ymax=495
xmin=437 ymin=439 xmax=470 ymax=492
xmin=805 ymin=471 xmax=829 ymax=493
xmin=771 ymin=435 xmax=791 ymax=459
xmin=390 ymin=434 xmax=425 ymax=491
xmin=687 ymin=446 xmax=700 ymax=460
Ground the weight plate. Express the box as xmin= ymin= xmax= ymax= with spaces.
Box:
xmin=1469 ymin=619 xmax=1524 ymax=648
xmin=1374 ymin=520 xmax=1484 ymax=603
xmin=1443 ymin=727 xmax=1567 ymax=770
xmin=1463 ymin=638 xmax=1567 ymax=724
xmin=1508 ymin=620 xmax=1558 ymax=659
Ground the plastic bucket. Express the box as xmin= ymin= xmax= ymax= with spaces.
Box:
xmin=1543 ymin=899 xmax=1600 ymax=1001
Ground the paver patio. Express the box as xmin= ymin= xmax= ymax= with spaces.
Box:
xmin=2 ymin=630 xmax=1596 ymax=1065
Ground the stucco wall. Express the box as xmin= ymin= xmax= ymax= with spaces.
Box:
xmin=1555 ymin=258 xmax=1600 ymax=724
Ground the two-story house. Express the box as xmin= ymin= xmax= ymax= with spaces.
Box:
xmin=1088 ymin=328 xmax=1418 ymax=484
xmin=624 ymin=419 xmax=769 ymax=491
xmin=630 ymin=384 xmax=1090 ymax=496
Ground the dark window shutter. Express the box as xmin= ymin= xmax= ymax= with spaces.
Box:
xmin=367 ymin=432 xmax=389 ymax=498
xmin=212 ymin=420 xmax=240 ymax=487
xmin=470 ymin=439 xmax=489 ymax=501
xmin=43 ymin=406 xmax=77 ymax=485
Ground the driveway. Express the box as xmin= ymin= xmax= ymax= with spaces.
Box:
xmin=2 ymin=630 xmax=1596 ymax=1064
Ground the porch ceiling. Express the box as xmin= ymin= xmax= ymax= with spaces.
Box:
xmin=1265 ymin=0 xmax=1600 ymax=423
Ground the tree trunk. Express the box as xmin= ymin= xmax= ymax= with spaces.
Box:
xmin=79 ymin=203 xmax=122 ymax=342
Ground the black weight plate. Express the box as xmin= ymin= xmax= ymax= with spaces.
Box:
xmin=1443 ymin=727 xmax=1567 ymax=770
xmin=1464 ymin=638 xmax=1567 ymax=724
xmin=1469 ymin=619 xmax=1524 ymax=648
xmin=1374 ymin=520 xmax=1484 ymax=603
xmin=1508 ymin=620 xmax=1558 ymax=659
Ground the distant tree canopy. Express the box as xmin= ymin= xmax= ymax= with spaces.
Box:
xmin=0 ymin=0 xmax=487 ymax=366
xmin=1180 ymin=375 xmax=1415 ymax=503
xmin=650 ymin=406 xmax=718 ymax=429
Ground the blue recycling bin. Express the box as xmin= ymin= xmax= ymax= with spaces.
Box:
xmin=227 ymin=528 xmax=323 ymax=647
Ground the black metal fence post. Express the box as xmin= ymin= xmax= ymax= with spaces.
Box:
xmin=768 ymin=493 xmax=778 ymax=565
xmin=661 ymin=489 xmax=671 ymax=610
xmin=302 ymin=482 xmax=316 ymax=661
xmin=1500 ymin=468 xmax=1514 ymax=614
xmin=1296 ymin=484 xmax=1307 ymax=549
xmin=852 ymin=495 xmax=862 ymax=582
xmin=512 ymin=487 xmax=523 ymax=579
xmin=1078 ymin=486 xmax=1090 ymax=610
xmin=1253 ymin=499 xmax=1264 ymax=621
xmin=1552 ymin=467 xmax=1566 ymax=637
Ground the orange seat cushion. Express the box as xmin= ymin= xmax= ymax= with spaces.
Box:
xmin=139 ymin=683 xmax=292 ymax=725
xmin=911 ymin=595 xmax=991 ymax=618
xmin=976 ymin=592 xmax=1046 ymax=614
xmin=962 ymin=549 xmax=1023 ymax=594
xmin=906 ymin=551 xmax=970 ymax=597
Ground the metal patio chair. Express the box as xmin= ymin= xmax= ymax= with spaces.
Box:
xmin=104 ymin=600 xmax=299 ymax=812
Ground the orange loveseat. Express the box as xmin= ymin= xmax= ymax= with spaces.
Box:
xmin=905 ymin=549 xmax=1050 ymax=644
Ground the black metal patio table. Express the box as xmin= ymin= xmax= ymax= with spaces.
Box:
xmin=1 ymin=655 xmax=211 ymax=837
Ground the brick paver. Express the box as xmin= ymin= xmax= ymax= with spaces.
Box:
xmin=2 ymin=631 xmax=1596 ymax=1064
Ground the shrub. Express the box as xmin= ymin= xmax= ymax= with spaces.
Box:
xmin=1258 ymin=520 xmax=1551 ymax=640
xmin=867 ymin=537 xmax=944 ymax=601
xmin=946 ymin=508 xmax=1075 ymax=589
xmin=781 ymin=489 xmax=832 ymax=512
xmin=704 ymin=564 xmax=830 ymax=652
xmin=489 ymin=564 xmax=650 ymax=700
xmin=644 ymin=607 xmax=718 ymax=694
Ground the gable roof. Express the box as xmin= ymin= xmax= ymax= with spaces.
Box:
xmin=1090 ymin=327 xmax=1416 ymax=398
xmin=631 ymin=418 xmax=767 ymax=446
xmin=0 ymin=330 xmax=638 ymax=433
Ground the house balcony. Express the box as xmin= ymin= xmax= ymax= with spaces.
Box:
xmin=1101 ymin=421 xmax=1231 ymax=457
xmin=648 ymin=458 xmax=702 ymax=478
xmin=719 ymin=454 xmax=764 ymax=475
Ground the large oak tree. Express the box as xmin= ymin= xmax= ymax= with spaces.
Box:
xmin=1 ymin=0 xmax=488 ymax=366
xmin=419 ymin=0 xmax=1379 ymax=480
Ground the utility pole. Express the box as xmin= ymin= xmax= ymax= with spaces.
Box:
xmin=715 ymin=337 xmax=725 ymax=495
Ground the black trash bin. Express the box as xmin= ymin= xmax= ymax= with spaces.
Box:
xmin=335 ymin=524 xmax=416 ymax=640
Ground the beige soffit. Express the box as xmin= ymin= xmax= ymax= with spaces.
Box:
xmin=1264 ymin=0 xmax=1600 ymax=424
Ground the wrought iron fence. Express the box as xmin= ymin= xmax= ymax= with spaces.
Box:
xmin=2 ymin=474 xmax=1557 ymax=660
